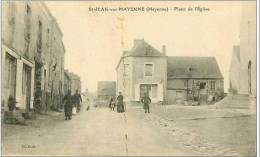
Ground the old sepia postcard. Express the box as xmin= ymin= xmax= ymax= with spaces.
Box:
xmin=1 ymin=0 xmax=258 ymax=156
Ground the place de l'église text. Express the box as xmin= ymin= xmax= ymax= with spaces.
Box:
xmin=88 ymin=7 xmax=210 ymax=12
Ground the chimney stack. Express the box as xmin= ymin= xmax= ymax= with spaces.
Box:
xmin=162 ymin=45 xmax=166 ymax=55
xmin=134 ymin=39 xmax=144 ymax=47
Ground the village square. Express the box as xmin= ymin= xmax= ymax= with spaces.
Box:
xmin=1 ymin=1 xmax=257 ymax=156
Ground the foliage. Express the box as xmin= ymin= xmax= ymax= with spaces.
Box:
xmin=214 ymin=88 xmax=225 ymax=102
xmin=8 ymin=96 xmax=16 ymax=111
xmin=228 ymin=88 xmax=238 ymax=94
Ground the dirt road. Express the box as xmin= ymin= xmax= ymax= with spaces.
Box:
xmin=2 ymin=107 xmax=195 ymax=156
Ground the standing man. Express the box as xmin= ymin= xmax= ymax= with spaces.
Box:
xmin=62 ymin=90 xmax=73 ymax=120
xmin=141 ymin=93 xmax=151 ymax=113
xmin=117 ymin=92 xmax=124 ymax=113
xmin=73 ymin=90 xmax=82 ymax=112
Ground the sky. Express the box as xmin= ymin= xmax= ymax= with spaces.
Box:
xmin=45 ymin=1 xmax=248 ymax=93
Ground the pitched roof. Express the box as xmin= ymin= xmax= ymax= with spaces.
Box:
xmin=116 ymin=39 xmax=165 ymax=70
xmin=167 ymin=56 xmax=223 ymax=79
xmin=97 ymin=81 xmax=116 ymax=96
xmin=123 ymin=39 xmax=165 ymax=57
xmin=68 ymin=72 xmax=80 ymax=80
xmin=233 ymin=45 xmax=240 ymax=61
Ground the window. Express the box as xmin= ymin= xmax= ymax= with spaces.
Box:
xmin=43 ymin=69 xmax=47 ymax=90
xmin=145 ymin=64 xmax=153 ymax=77
xmin=184 ymin=80 xmax=189 ymax=87
xmin=124 ymin=64 xmax=129 ymax=76
xmin=46 ymin=28 xmax=50 ymax=47
xmin=37 ymin=20 xmax=43 ymax=53
xmin=189 ymin=68 xmax=195 ymax=71
xmin=8 ymin=2 xmax=16 ymax=28
xmin=200 ymin=82 xmax=206 ymax=89
xmin=211 ymin=81 xmax=215 ymax=90
xmin=24 ymin=4 xmax=31 ymax=41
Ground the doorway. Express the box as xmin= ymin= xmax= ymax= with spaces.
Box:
xmin=22 ymin=64 xmax=32 ymax=111
xmin=34 ymin=62 xmax=42 ymax=112
xmin=4 ymin=53 xmax=17 ymax=105
xmin=140 ymin=84 xmax=152 ymax=98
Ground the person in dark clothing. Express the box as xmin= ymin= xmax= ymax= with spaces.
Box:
xmin=73 ymin=90 xmax=82 ymax=112
xmin=141 ymin=93 xmax=151 ymax=113
xmin=62 ymin=90 xmax=73 ymax=120
xmin=109 ymin=98 xmax=115 ymax=111
xmin=7 ymin=95 xmax=17 ymax=111
xmin=117 ymin=92 xmax=124 ymax=113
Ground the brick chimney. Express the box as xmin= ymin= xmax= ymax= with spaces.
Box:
xmin=134 ymin=39 xmax=144 ymax=47
xmin=162 ymin=45 xmax=166 ymax=55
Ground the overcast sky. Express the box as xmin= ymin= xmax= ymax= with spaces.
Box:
xmin=45 ymin=1 xmax=249 ymax=93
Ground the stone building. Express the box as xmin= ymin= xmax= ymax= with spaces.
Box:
xmin=229 ymin=2 xmax=256 ymax=97
xmin=63 ymin=69 xmax=71 ymax=95
xmin=68 ymin=73 xmax=81 ymax=94
xmin=97 ymin=81 xmax=116 ymax=107
xmin=1 ymin=2 xmax=65 ymax=112
xmin=167 ymin=57 xmax=224 ymax=104
xmin=116 ymin=40 xmax=167 ymax=104
xmin=116 ymin=39 xmax=224 ymax=105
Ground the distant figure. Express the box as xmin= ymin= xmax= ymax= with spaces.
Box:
xmin=117 ymin=92 xmax=124 ymax=113
xmin=86 ymin=99 xmax=90 ymax=111
xmin=109 ymin=98 xmax=115 ymax=111
xmin=141 ymin=93 xmax=151 ymax=113
xmin=73 ymin=90 xmax=82 ymax=112
xmin=62 ymin=90 xmax=73 ymax=120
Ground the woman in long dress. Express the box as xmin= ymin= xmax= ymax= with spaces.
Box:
xmin=117 ymin=92 xmax=124 ymax=113
xmin=62 ymin=90 xmax=73 ymax=120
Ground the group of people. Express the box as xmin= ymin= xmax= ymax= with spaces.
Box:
xmin=109 ymin=92 xmax=125 ymax=113
xmin=109 ymin=92 xmax=151 ymax=113
xmin=62 ymin=89 xmax=82 ymax=120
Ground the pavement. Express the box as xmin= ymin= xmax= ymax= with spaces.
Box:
xmin=1 ymin=103 xmax=256 ymax=156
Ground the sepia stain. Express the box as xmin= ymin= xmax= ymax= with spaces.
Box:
xmin=116 ymin=17 xmax=125 ymax=33
xmin=92 ymin=11 xmax=98 ymax=16
xmin=121 ymin=39 xmax=125 ymax=48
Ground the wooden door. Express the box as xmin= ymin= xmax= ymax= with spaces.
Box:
xmin=22 ymin=64 xmax=31 ymax=110
xmin=167 ymin=90 xmax=175 ymax=104
xmin=4 ymin=54 xmax=16 ymax=104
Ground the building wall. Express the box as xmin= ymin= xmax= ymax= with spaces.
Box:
xmin=167 ymin=79 xmax=224 ymax=104
xmin=116 ymin=57 xmax=132 ymax=101
xmin=70 ymin=78 xmax=81 ymax=94
xmin=237 ymin=2 xmax=257 ymax=96
xmin=229 ymin=49 xmax=241 ymax=92
xmin=132 ymin=57 xmax=167 ymax=102
xmin=117 ymin=56 xmax=167 ymax=103
xmin=63 ymin=74 xmax=71 ymax=94
xmin=49 ymin=21 xmax=65 ymax=97
xmin=1 ymin=2 xmax=53 ymax=110
xmin=1 ymin=1 xmax=65 ymax=111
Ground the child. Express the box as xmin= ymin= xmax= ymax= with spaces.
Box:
xmin=109 ymin=98 xmax=115 ymax=111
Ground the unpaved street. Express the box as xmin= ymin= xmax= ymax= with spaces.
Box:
xmin=2 ymin=106 xmax=195 ymax=156
xmin=2 ymin=103 xmax=256 ymax=156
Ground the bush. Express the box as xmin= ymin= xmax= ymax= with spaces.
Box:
xmin=214 ymin=88 xmax=224 ymax=102
xmin=228 ymin=88 xmax=238 ymax=94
